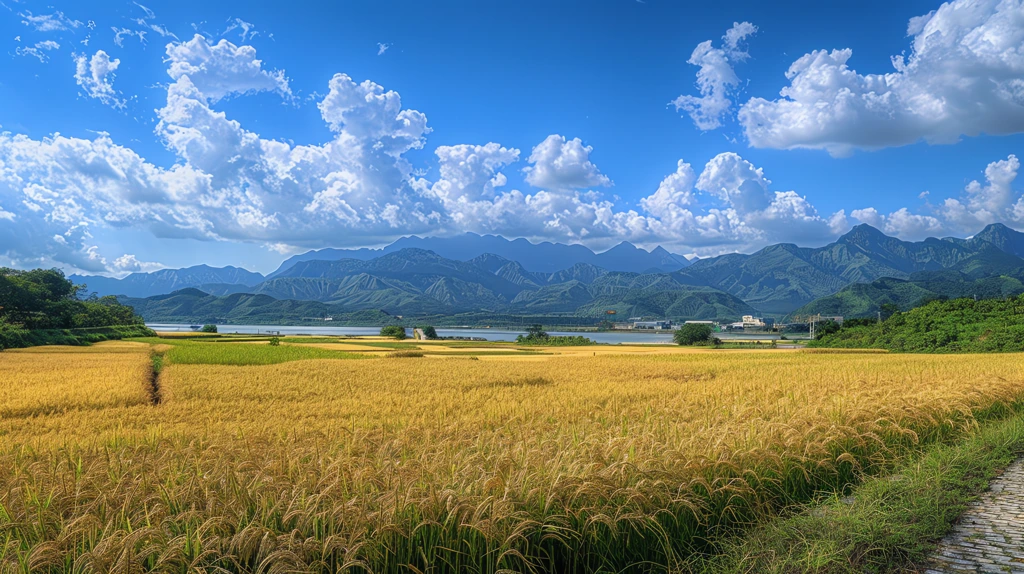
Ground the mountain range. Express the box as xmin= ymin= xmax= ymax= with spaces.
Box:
xmin=670 ymin=223 xmax=1023 ymax=315
xmin=792 ymin=244 xmax=1024 ymax=318
xmin=268 ymin=233 xmax=694 ymax=277
xmin=119 ymin=289 xmax=394 ymax=325
xmin=74 ymin=265 xmax=264 ymax=299
xmin=74 ymin=223 xmax=1024 ymax=323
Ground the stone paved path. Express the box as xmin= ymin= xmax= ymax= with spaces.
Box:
xmin=925 ymin=459 xmax=1024 ymax=573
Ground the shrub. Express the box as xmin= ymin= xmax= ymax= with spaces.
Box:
xmin=673 ymin=323 xmax=718 ymax=346
xmin=516 ymin=333 xmax=594 ymax=346
xmin=387 ymin=350 xmax=424 ymax=358
xmin=0 ymin=324 xmax=156 ymax=351
xmin=380 ymin=325 xmax=407 ymax=339
xmin=200 ymin=324 xmax=218 ymax=333
xmin=419 ymin=326 xmax=438 ymax=340
xmin=269 ymin=336 xmax=281 ymax=347
xmin=815 ymin=319 xmax=841 ymax=339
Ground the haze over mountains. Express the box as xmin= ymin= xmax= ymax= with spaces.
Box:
xmin=74 ymin=223 xmax=1024 ymax=323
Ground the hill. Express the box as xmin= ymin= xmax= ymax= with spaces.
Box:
xmin=809 ymin=294 xmax=1024 ymax=353
xmin=792 ymin=248 xmax=1024 ymax=318
xmin=118 ymin=289 xmax=393 ymax=325
xmin=674 ymin=223 xmax=1021 ymax=314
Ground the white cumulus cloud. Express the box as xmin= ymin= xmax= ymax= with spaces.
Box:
xmin=112 ymin=254 xmax=163 ymax=275
xmin=165 ymin=35 xmax=291 ymax=102
xmin=317 ymin=73 xmax=429 ymax=154
xmin=941 ymin=154 xmax=1021 ymax=231
xmin=522 ymin=134 xmax=612 ymax=190
xmin=739 ymin=0 xmax=1024 ymax=155
xmin=428 ymin=143 xmax=520 ymax=206
xmin=692 ymin=152 xmax=844 ymax=244
xmin=672 ymin=22 xmax=757 ymax=131
xmin=849 ymin=154 xmax=1023 ymax=239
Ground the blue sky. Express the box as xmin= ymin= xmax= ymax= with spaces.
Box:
xmin=1 ymin=0 xmax=1022 ymax=275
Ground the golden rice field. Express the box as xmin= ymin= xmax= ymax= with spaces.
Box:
xmin=1 ymin=339 xmax=1023 ymax=573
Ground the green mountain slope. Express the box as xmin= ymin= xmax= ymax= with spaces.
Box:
xmin=676 ymin=223 xmax=1020 ymax=314
xmin=792 ymin=249 xmax=1024 ymax=318
xmin=508 ymin=281 xmax=594 ymax=313
xmin=119 ymin=289 xmax=393 ymax=325
xmin=675 ymin=245 xmax=847 ymax=315
xmin=106 ymin=223 xmax=1024 ymax=322
xmin=506 ymin=270 xmax=755 ymax=320
xmin=577 ymin=289 xmax=755 ymax=321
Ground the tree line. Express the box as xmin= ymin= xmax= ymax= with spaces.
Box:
xmin=809 ymin=294 xmax=1024 ymax=353
xmin=1 ymin=268 xmax=145 ymax=330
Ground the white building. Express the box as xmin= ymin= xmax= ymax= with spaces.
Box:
xmin=633 ymin=320 xmax=672 ymax=330
xmin=742 ymin=315 xmax=765 ymax=328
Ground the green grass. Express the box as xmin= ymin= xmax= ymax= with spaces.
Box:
xmin=279 ymin=338 xmax=423 ymax=349
xmin=515 ymin=335 xmax=594 ymax=346
xmin=714 ymin=342 xmax=779 ymax=349
xmin=431 ymin=341 xmax=516 ymax=348
xmin=693 ymin=411 xmax=1024 ymax=574
xmin=417 ymin=350 xmax=546 ymax=356
xmin=167 ymin=343 xmax=368 ymax=365
xmin=131 ymin=337 xmax=369 ymax=365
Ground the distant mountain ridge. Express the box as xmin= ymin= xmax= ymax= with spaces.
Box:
xmin=268 ymin=233 xmax=693 ymax=277
xmin=671 ymin=223 xmax=1021 ymax=314
xmin=247 ymin=248 xmax=753 ymax=320
xmin=72 ymin=265 xmax=264 ymax=299
xmin=85 ymin=223 xmax=1024 ymax=320
xmin=792 ymin=246 xmax=1024 ymax=318
xmin=119 ymin=289 xmax=392 ymax=325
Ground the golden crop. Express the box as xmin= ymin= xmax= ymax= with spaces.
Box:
xmin=0 ymin=343 xmax=151 ymax=421
xmin=1 ymin=342 xmax=1023 ymax=572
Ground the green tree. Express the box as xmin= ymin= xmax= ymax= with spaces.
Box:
xmin=380 ymin=325 xmax=407 ymax=339
xmin=0 ymin=268 xmax=143 ymax=330
xmin=516 ymin=324 xmax=550 ymax=344
xmin=201 ymin=324 xmax=218 ymax=333
xmin=526 ymin=324 xmax=547 ymax=338
xmin=879 ymin=302 xmax=900 ymax=320
xmin=815 ymin=319 xmax=841 ymax=339
xmin=420 ymin=325 xmax=438 ymax=340
xmin=673 ymin=323 xmax=717 ymax=346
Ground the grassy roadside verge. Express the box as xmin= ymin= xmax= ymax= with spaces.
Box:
xmin=0 ymin=324 xmax=155 ymax=350
xmin=690 ymin=412 xmax=1024 ymax=574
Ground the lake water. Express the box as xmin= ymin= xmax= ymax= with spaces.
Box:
xmin=147 ymin=324 xmax=781 ymax=345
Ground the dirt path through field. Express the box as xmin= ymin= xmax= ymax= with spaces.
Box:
xmin=925 ymin=459 xmax=1024 ymax=573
